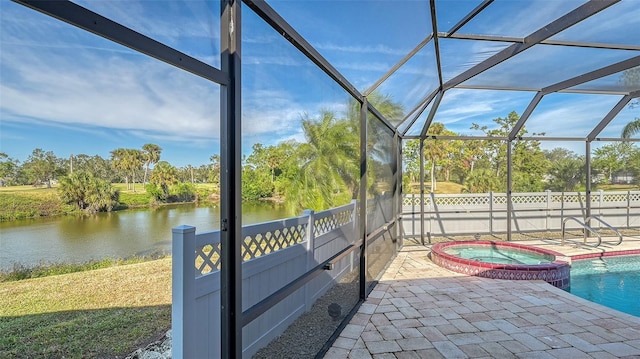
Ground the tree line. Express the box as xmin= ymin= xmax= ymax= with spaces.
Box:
xmin=1 ymin=103 xmax=638 ymax=214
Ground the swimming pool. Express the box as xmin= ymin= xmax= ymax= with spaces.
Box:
xmin=569 ymin=254 xmax=640 ymax=317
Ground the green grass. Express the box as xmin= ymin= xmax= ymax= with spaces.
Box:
xmin=0 ymin=259 xmax=172 ymax=359
xmin=0 ymin=189 xmax=75 ymax=220
xmin=0 ymin=255 xmax=168 ymax=282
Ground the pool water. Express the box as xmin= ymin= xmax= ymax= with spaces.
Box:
xmin=443 ymin=246 xmax=554 ymax=265
xmin=569 ymin=255 xmax=640 ymax=317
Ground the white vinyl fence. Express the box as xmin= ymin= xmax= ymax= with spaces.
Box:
xmin=172 ymin=200 xmax=358 ymax=358
xmin=402 ymin=190 xmax=640 ymax=238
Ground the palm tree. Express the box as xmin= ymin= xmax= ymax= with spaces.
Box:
xmin=285 ymin=110 xmax=358 ymax=213
xmin=142 ymin=143 xmax=162 ymax=184
xmin=150 ymin=161 xmax=178 ymax=199
xmin=110 ymin=148 xmax=143 ymax=191
xmin=622 ymin=118 xmax=640 ymax=138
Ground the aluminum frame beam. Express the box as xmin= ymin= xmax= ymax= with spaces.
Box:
xmin=13 ymin=0 xmax=228 ymax=85
xmin=446 ymin=0 xmax=494 ymax=36
xmin=398 ymin=89 xmax=439 ymax=136
xmin=242 ymin=0 xmax=363 ymax=103
xmin=364 ymin=34 xmax=433 ymax=97
xmin=419 ymin=91 xmax=444 ymax=138
xmin=439 ymin=33 xmax=640 ymax=51
xmin=442 ymin=0 xmax=620 ymax=91
xmin=587 ymin=94 xmax=634 ymax=140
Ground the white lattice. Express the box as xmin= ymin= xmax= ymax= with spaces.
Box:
xmin=433 ymin=196 xmax=489 ymax=205
xmin=314 ymin=209 xmax=353 ymax=237
xmin=631 ymin=193 xmax=640 ymax=202
xmin=242 ymin=224 xmax=307 ymax=261
xmin=603 ymin=194 xmax=628 ymax=202
xmin=511 ymin=195 xmax=546 ymax=204
xmin=195 ymin=243 xmax=221 ymax=275
xmin=559 ymin=194 xmax=585 ymax=203
xmin=493 ymin=195 xmax=508 ymax=204
xmin=402 ymin=196 xmax=421 ymax=206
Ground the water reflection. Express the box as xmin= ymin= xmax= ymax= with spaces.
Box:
xmin=0 ymin=202 xmax=287 ymax=270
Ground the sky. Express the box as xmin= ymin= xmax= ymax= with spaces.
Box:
xmin=1 ymin=0 xmax=638 ymax=168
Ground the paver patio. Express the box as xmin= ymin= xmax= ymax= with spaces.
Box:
xmin=324 ymin=237 xmax=640 ymax=358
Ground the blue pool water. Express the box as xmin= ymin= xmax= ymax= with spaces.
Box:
xmin=444 ymin=246 xmax=554 ymax=265
xmin=568 ymin=255 xmax=640 ymax=317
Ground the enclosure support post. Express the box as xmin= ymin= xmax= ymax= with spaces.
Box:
xmin=506 ymin=140 xmax=512 ymax=241
xmin=359 ymin=97 xmax=368 ymax=299
xmin=586 ymin=141 xmax=592 ymax=228
xmin=220 ymin=0 xmax=242 ymax=357
xmin=419 ymin=138 xmax=425 ymax=245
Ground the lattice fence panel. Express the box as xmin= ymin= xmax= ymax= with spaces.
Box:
xmin=195 ymin=243 xmax=221 ymax=275
xmin=631 ymin=193 xmax=640 ymax=202
xmin=433 ymin=196 xmax=490 ymax=206
xmin=511 ymin=195 xmax=546 ymax=204
xmin=242 ymin=224 xmax=307 ymax=261
xmin=314 ymin=209 xmax=353 ymax=237
xmin=559 ymin=194 xmax=586 ymax=203
xmin=493 ymin=195 xmax=508 ymax=205
xmin=602 ymin=193 xmax=629 ymax=202
xmin=402 ymin=195 xmax=421 ymax=206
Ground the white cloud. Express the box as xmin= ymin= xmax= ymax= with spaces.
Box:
xmin=1 ymin=42 xmax=221 ymax=144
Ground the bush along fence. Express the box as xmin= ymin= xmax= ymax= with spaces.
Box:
xmin=402 ymin=190 xmax=640 ymax=239
xmin=171 ymin=200 xmax=358 ymax=358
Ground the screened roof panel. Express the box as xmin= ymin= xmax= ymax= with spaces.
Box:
xmin=462 ymin=45 xmax=640 ymax=90
xmin=456 ymin=0 xmax=588 ymax=38
xmin=265 ymin=0 xmax=432 ymax=92
xmin=525 ymin=93 xmax=623 ymax=138
xmin=433 ymin=0 xmax=484 ymax=33
xmin=374 ymin=41 xmax=440 ymax=126
xmin=430 ymin=89 xmax=534 ymax=136
xmin=404 ymin=100 xmax=435 ymax=137
xmin=71 ymin=0 xmax=221 ymax=67
xmin=550 ymin=1 xmax=640 ymax=46
xmin=567 ymin=66 xmax=640 ymax=94
xmin=438 ymin=38 xmax=512 ymax=84
xmin=598 ymin=104 xmax=640 ymax=138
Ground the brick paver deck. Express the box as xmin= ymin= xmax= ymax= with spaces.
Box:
xmin=324 ymin=238 xmax=640 ymax=358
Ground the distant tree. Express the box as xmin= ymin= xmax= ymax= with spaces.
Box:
xmin=110 ymin=148 xmax=144 ymax=191
xmin=0 ymin=152 xmax=20 ymax=186
xmin=463 ymin=168 xmax=500 ymax=193
xmin=149 ymin=161 xmax=178 ymax=200
xmin=544 ymin=148 xmax=584 ymax=191
xmin=209 ymin=154 xmax=221 ymax=185
xmin=402 ymin=139 xmax=420 ymax=193
xmin=72 ymin=154 xmax=113 ymax=181
xmin=622 ymin=119 xmax=640 ymax=139
xmin=452 ymin=138 xmax=484 ymax=184
xmin=141 ymin=143 xmax=162 ymax=184
xmin=471 ymin=111 xmax=547 ymax=192
xmin=58 ymin=172 xmax=119 ymax=212
xmin=424 ymin=122 xmax=456 ymax=192
xmin=592 ymin=143 xmax=636 ymax=183
xmin=22 ymin=148 xmax=61 ymax=187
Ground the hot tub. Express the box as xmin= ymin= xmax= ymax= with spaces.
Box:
xmin=431 ymin=241 xmax=570 ymax=289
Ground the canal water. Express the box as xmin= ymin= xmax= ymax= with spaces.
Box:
xmin=0 ymin=202 xmax=289 ymax=271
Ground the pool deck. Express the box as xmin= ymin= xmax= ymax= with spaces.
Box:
xmin=324 ymin=236 xmax=640 ymax=358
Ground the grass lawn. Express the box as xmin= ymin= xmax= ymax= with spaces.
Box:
xmin=0 ymin=259 xmax=172 ymax=359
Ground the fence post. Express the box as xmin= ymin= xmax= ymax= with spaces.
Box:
xmin=172 ymin=225 xmax=197 ymax=359
xmin=628 ymin=190 xmax=631 ymax=228
xmin=303 ymin=209 xmax=315 ymax=311
xmin=546 ymin=190 xmax=551 ymax=232
xmin=598 ymin=190 xmax=604 ymax=225
xmin=489 ymin=191 xmax=494 ymax=235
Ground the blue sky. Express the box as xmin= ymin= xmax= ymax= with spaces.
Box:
xmin=1 ymin=0 xmax=638 ymax=167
